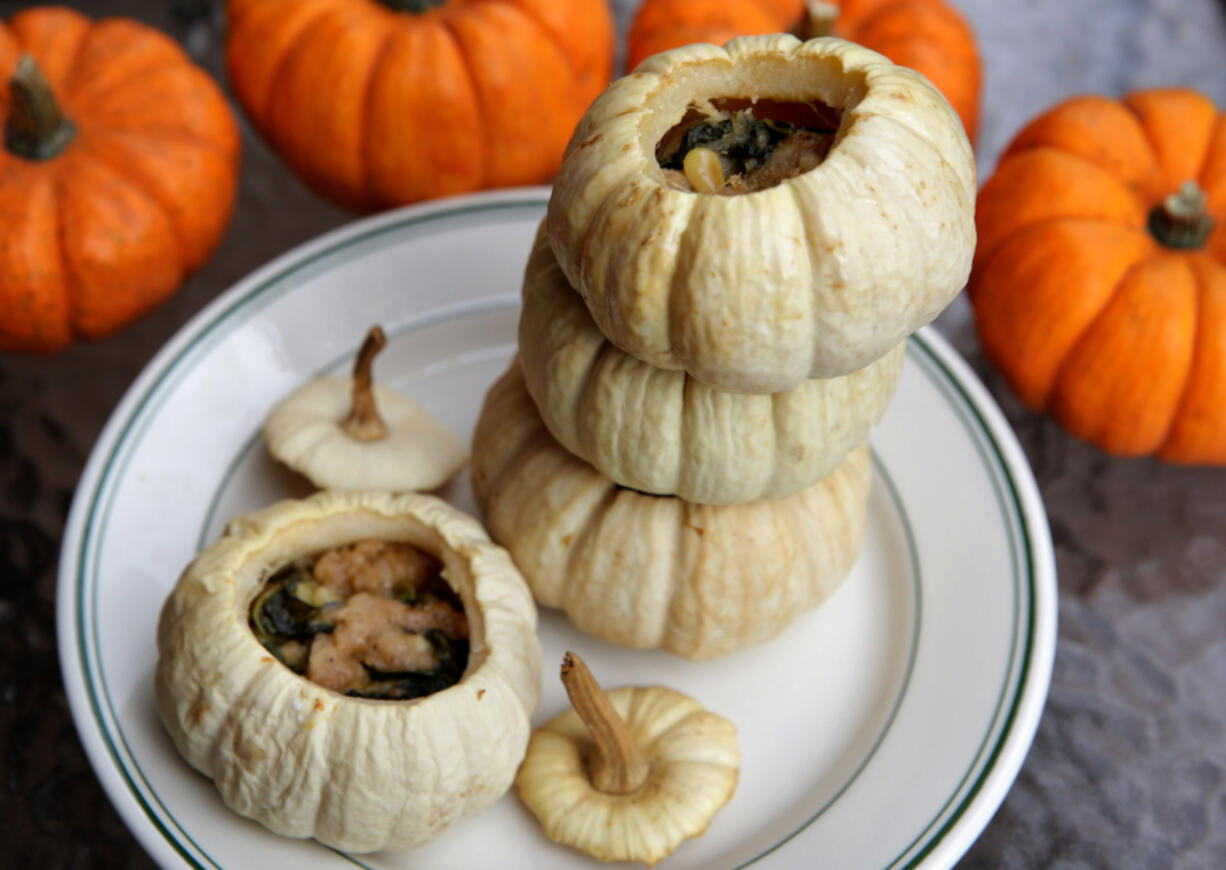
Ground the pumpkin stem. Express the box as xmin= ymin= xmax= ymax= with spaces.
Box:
xmin=802 ymin=1 xmax=840 ymax=38
xmin=341 ymin=326 xmax=390 ymax=442
xmin=1149 ymin=180 xmax=1216 ymax=251
xmin=560 ymin=652 xmax=650 ymax=796
xmin=5 ymin=54 xmax=77 ymax=161
xmin=376 ymin=0 xmax=448 ymax=12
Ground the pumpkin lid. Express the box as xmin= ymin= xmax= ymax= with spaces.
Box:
xmin=263 ymin=325 xmax=467 ymax=492
xmin=516 ymin=652 xmax=739 ymax=866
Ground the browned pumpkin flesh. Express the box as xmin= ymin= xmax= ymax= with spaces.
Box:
xmin=248 ymin=540 xmax=469 ymax=700
xmin=657 ymin=98 xmax=840 ymax=194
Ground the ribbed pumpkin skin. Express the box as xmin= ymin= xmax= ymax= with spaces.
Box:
xmin=969 ymin=88 xmax=1226 ymax=463
xmin=0 ymin=7 xmax=239 ymax=353
xmin=547 ymin=35 xmax=975 ymax=393
xmin=519 ymin=222 xmax=904 ymax=505
xmin=226 ymin=0 xmax=613 ymax=212
xmin=471 ymin=363 xmax=872 ymax=660
xmin=626 ymin=0 xmax=980 ymax=143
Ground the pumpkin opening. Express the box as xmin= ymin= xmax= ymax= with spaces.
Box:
xmin=1148 ymin=180 xmax=1216 ymax=251
xmin=656 ymin=97 xmax=840 ymax=194
xmin=4 ymin=54 xmax=77 ymax=161
xmin=248 ymin=539 xmax=470 ymax=700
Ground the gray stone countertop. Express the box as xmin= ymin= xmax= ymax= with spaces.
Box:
xmin=1 ymin=0 xmax=1224 ymax=867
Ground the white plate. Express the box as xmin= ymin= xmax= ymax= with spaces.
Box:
xmin=58 ymin=188 xmax=1056 ymax=870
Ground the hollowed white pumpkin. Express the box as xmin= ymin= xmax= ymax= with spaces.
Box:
xmin=155 ymin=490 xmax=541 ymax=852
xmin=471 ymin=363 xmax=871 ymax=659
xmin=546 ymin=34 xmax=975 ymax=393
xmin=520 ymin=222 xmax=903 ymax=504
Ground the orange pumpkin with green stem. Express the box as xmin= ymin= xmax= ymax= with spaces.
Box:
xmin=626 ymin=0 xmax=980 ymax=143
xmin=225 ymin=0 xmax=614 ymax=212
xmin=970 ymin=88 xmax=1226 ymax=463
xmin=0 ymin=7 xmax=240 ymax=354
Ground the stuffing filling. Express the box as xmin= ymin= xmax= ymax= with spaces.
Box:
xmin=249 ymin=539 xmax=469 ymax=700
xmin=657 ymin=98 xmax=840 ymax=194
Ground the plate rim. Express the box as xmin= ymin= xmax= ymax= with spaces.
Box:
xmin=56 ymin=187 xmax=1057 ymax=870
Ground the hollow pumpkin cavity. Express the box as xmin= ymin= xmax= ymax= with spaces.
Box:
xmin=249 ymin=539 xmax=470 ymax=700
xmin=657 ymin=97 xmax=840 ymax=194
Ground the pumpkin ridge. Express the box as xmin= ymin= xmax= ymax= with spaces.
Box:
xmin=1156 ymin=257 xmax=1223 ymax=459
xmin=228 ymin=0 xmax=343 ymax=121
xmin=490 ymin=0 xmax=587 ymax=90
xmin=872 ymin=110 xmax=975 ymax=205
xmin=0 ymin=171 xmax=72 ymax=352
xmin=260 ymin=7 xmax=339 ymax=153
xmin=973 ymin=147 xmax=1147 ymax=270
xmin=70 ymin=133 xmax=195 ymax=268
xmin=1155 ymin=258 xmax=1208 ymax=454
xmin=676 ymin=368 xmax=697 ymax=491
xmin=88 ymin=124 xmax=235 ymax=159
xmin=1124 ymin=90 xmax=1218 ymax=197
xmin=1157 ymin=257 xmax=1226 ymax=461
xmin=574 ymin=339 xmax=618 ymax=461
xmin=767 ymin=388 xmax=794 ymax=493
xmin=1126 ymin=101 xmax=1184 ymax=203
xmin=359 ymin=23 xmax=402 ymax=208
xmin=558 ymin=482 xmax=620 ymax=614
xmin=483 ymin=386 xmax=557 ymax=509
xmin=666 ymin=199 xmax=712 ymax=362
xmin=49 ymin=172 xmax=83 ymax=342
xmin=665 ymin=497 xmax=691 ymax=647
xmin=786 ymin=176 xmax=822 ymax=381
xmin=67 ymin=56 xmax=186 ymax=108
xmin=1048 ymin=254 xmax=1197 ymax=453
xmin=1034 ymin=252 xmax=1153 ymax=415
xmin=969 ymin=219 xmax=1154 ymax=408
xmin=437 ymin=13 xmax=489 ymax=189
xmin=8 ymin=7 xmax=91 ymax=90
xmin=968 ymin=215 xmax=1151 ymax=304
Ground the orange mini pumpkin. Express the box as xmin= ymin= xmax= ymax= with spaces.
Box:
xmin=0 ymin=7 xmax=240 ymax=354
xmin=970 ymin=88 xmax=1226 ymax=463
xmin=226 ymin=0 xmax=614 ymax=211
xmin=625 ymin=0 xmax=980 ymax=143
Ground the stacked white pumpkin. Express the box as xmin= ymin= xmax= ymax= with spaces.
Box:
xmin=472 ymin=35 xmax=976 ymax=659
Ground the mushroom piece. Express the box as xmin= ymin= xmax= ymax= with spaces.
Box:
xmin=517 ymin=652 xmax=739 ymax=866
xmin=263 ymin=325 xmax=466 ymax=491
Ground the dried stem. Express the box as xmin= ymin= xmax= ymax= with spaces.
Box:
xmin=5 ymin=54 xmax=76 ymax=160
xmin=802 ymin=1 xmax=840 ymax=38
xmin=561 ymin=652 xmax=650 ymax=795
xmin=1148 ymin=180 xmax=1215 ymax=251
xmin=341 ymin=326 xmax=389 ymax=442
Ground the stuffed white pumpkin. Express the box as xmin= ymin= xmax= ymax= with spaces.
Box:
xmin=520 ymin=223 xmax=903 ymax=504
xmin=471 ymin=363 xmax=871 ymax=659
xmin=155 ymin=490 xmax=541 ymax=852
xmin=546 ymin=34 xmax=975 ymax=393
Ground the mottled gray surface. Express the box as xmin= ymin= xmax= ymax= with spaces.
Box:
xmin=1 ymin=0 xmax=1225 ymax=868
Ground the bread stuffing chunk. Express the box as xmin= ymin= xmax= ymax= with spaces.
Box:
xmin=249 ymin=539 xmax=469 ymax=699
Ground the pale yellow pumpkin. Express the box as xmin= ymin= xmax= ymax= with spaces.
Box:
xmin=520 ymin=222 xmax=903 ymax=504
xmin=471 ymin=363 xmax=872 ymax=659
xmin=262 ymin=327 xmax=466 ymax=492
xmin=517 ymin=653 xmax=739 ymax=866
xmin=155 ymin=490 xmax=541 ymax=852
xmin=547 ymin=34 xmax=975 ymax=393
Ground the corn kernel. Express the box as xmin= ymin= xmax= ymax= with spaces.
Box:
xmin=683 ymin=147 xmax=725 ymax=193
